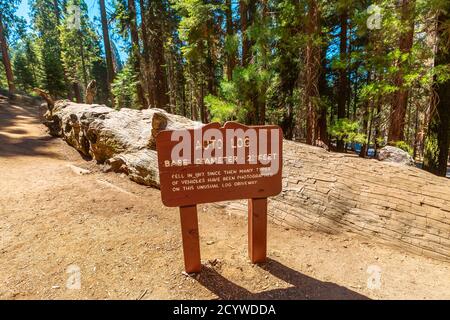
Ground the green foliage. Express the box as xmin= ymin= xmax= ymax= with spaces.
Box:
xmin=111 ymin=63 xmax=138 ymax=109
xmin=30 ymin=0 xmax=67 ymax=97
xmin=1 ymin=0 xmax=448 ymax=173
xmin=330 ymin=118 xmax=366 ymax=144
xmin=224 ymin=34 xmax=239 ymax=56
xmin=13 ymin=49 xmax=36 ymax=91
xmin=204 ymin=94 xmax=237 ymax=122
xmin=9 ymin=33 xmax=41 ymax=93
xmin=59 ymin=0 xmax=103 ymax=90
xmin=393 ymin=141 xmax=413 ymax=156
xmin=0 ymin=0 xmax=22 ymax=38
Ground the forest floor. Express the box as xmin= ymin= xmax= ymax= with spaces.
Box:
xmin=1 ymin=95 xmax=450 ymax=300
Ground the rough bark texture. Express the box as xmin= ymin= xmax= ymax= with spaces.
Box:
xmin=0 ymin=14 xmax=15 ymax=94
xmin=302 ymin=0 xmax=321 ymax=146
xmin=99 ymin=0 xmax=115 ymax=106
xmin=423 ymin=9 xmax=450 ymax=177
xmin=388 ymin=0 xmax=416 ymax=143
xmin=44 ymin=101 xmax=450 ymax=262
xmin=44 ymin=100 xmax=196 ymax=186
xmin=221 ymin=141 xmax=450 ymax=262
xmin=336 ymin=10 xmax=348 ymax=152
xmin=225 ymin=0 xmax=235 ymax=81
xmin=146 ymin=1 xmax=169 ymax=110
xmin=128 ymin=0 xmax=146 ymax=109
xmin=240 ymin=0 xmax=250 ymax=67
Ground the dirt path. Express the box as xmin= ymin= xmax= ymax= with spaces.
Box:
xmin=1 ymin=95 xmax=450 ymax=300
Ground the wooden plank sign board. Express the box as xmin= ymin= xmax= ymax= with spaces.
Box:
xmin=156 ymin=122 xmax=283 ymax=273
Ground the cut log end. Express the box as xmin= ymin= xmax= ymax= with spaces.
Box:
xmin=33 ymin=88 xmax=54 ymax=112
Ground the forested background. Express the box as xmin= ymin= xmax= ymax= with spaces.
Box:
xmin=0 ymin=0 xmax=449 ymax=176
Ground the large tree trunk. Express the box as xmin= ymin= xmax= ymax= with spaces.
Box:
xmin=147 ymin=1 xmax=169 ymax=110
xmin=128 ymin=0 xmax=146 ymax=109
xmin=239 ymin=0 xmax=250 ymax=67
xmin=0 ymin=14 xmax=15 ymax=95
xmin=336 ymin=10 xmax=348 ymax=152
xmin=99 ymin=0 xmax=116 ymax=107
xmin=423 ymin=10 xmax=450 ymax=177
xmin=45 ymin=100 xmax=450 ymax=262
xmin=139 ymin=0 xmax=154 ymax=108
xmin=225 ymin=0 xmax=235 ymax=81
xmin=388 ymin=0 xmax=416 ymax=143
xmin=302 ymin=0 xmax=321 ymax=145
xmin=317 ymin=25 xmax=329 ymax=146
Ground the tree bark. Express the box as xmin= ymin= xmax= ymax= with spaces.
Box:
xmin=240 ymin=0 xmax=250 ymax=67
xmin=128 ymin=0 xmax=146 ymax=109
xmin=336 ymin=10 xmax=348 ymax=152
xmin=0 ymin=14 xmax=15 ymax=94
xmin=388 ymin=0 xmax=415 ymax=143
xmin=79 ymin=30 xmax=88 ymax=89
xmin=147 ymin=1 xmax=169 ymax=110
xmin=302 ymin=0 xmax=321 ymax=146
xmin=73 ymin=82 xmax=82 ymax=103
xmin=423 ymin=10 xmax=450 ymax=177
xmin=225 ymin=0 xmax=235 ymax=81
xmin=139 ymin=0 xmax=154 ymax=108
xmin=99 ymin=0 xmax=116 ymax=107
xmin=317 ymin=21 xmax=329 ymax=146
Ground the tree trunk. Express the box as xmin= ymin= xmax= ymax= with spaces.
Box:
xmin=239 ymin=0 xmax=250 ymax=67
xmin=99 ymin=0 xmax=116 ymax=107
xmin=412 ymin=105 xmax=419 ymax=160
xmin=423 ymin=10 xmax=450 ymax=177
xmin=147 ymin=1 xmax=169 ymax=110
xmin=359 ymin=71 xmax=372 ymax=158
xmin=373 ymin=97 xmax=382 ymax=157
xmin=225 ymin=0 xmax=235 ymax=81
xmin=0 ymin=14 xmax=15 ymax=94
xmin=79 ymin=31 xmax=88 ymax=89
xmin=317 ymin=24 xmax=329 ymax=146
xmin=73 ymin=82 xmax=82 ymax=103
xmin=359 ymin=101 xmax=369 ymax=158
xmin=336 ymin=10 xmax=348 ymax=152
xmin=388 ymin=0 xmax=415 ymax=143
xmin=128 ymin=0 xmax=146 ymax=109
xmin=139 ymin=0 xmax=154 ymax=108
xmin=302 ymin=0 xmax=321 ymax=146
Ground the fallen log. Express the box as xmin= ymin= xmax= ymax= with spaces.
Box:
xmin=44 ymin=100 xmax=450 ymax=262
xmin=33 ymin=88 xmax=54 ymax=113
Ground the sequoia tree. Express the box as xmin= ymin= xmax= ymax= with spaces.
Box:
xmin=423 ymin=7 xmax=450 ymax=176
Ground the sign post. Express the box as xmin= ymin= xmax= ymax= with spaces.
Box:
xmin=179 ymin=205 xmax=201 ymax=273
xmin=156 ymin=122 xmax=282 ymax=273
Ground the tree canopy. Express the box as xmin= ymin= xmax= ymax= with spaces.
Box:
xmin=0 ymin=0 xmax=449 ymax=176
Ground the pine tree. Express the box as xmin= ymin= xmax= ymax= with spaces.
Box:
xmin=31 ymin=0 xmax=67 ymax=97
xmin=0 ymin=0 xmax=21 ymax=94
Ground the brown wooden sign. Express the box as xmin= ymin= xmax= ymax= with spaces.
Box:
xmin=156 ymin=122 xmax=283 ymax=273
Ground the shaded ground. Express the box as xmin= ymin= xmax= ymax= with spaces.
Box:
xmin=1 ymin=95 xmax=450 ymax=299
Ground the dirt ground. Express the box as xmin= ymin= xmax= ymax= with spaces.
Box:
xmin=1 ymin=95 xmax=450 ymax=300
